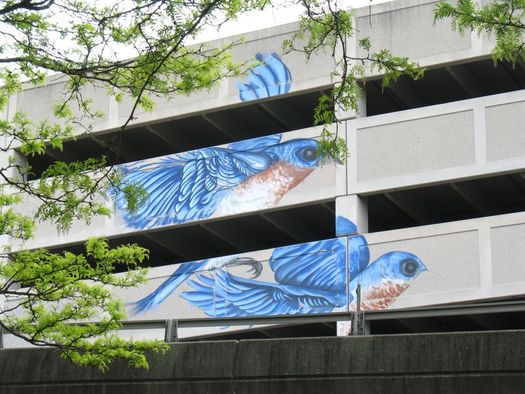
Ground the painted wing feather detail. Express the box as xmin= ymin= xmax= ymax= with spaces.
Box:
xmin=269 ymin=238 xmax=347 ymax=292
xmin=228 ymin=134 xmax=282 ymax=152
xmin=349 ymin=234 xmax=370 ymax=279
xmin=237 ymin=53 xmax=292 ymax=102
xmin=182 ymin=275 xmax=248 ymax=317
xmin=131 ymin=262 xmax=203 ymax=314
xmin=116 ymin=146 xmax=278 ymax=228
xmin=182 ymin=271 xmax=344 ymax=317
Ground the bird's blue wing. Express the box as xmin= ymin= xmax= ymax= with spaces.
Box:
xmin=114 ymin=146 xmax=276 ymax=228
xmin=336 ymin=216 xmax=358 ymax=237
xmin=181 ymin=272 xmax=300 ymax=316
xmin=349 ymin=234 xmax=370 ymax=279
xmin=228 ymin=134 xmax=282 ymax=152
xmin=113 ymin=156 xmax=185 ymax=228
xmin=130 ymin=261 xmax=204 ymax=314
xmin=269 ymin=238 xmax=347 ymax=293
xmin=237 ymin=53 xmax=292 ymax=102
xmin=182 ymin=271 xmax=344 ymax=317
xmin=181 ymin=275 xmax=248 ymax=317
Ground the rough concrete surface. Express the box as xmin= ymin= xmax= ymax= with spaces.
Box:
xmin=1 ymin=330 xmax=525 ymax=393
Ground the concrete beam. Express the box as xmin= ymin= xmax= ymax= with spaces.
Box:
xmin=199 ymin=222 xmax=246 ymax=251
xmin=201 ymin=113 xmax=236 ymax=140
xmin=450 ymin=182 xmax=497 ymax=215
xmin=259 ymin=211 xmax=319 ymax=242
xmin=256 ymin=103 xmax=290 ymax=130
xmin=145 ymin=124 xmax=179 ymax=150
xmin=90 ymin=135 xmax=134 ymax=162
xmin=446 ymin=65 xmax=485 ymax=97
xmin=143 ymin=232 xmax=185 ymax=261
xmin=384 ymin=192 xmax=436 ymax=224
xmin=387 ymin=77 xmax=430 ymax=108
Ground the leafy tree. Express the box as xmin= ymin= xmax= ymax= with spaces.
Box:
xmin=285 ymin=0 xmax=423 ymax=161
xmin=0 ymin=0 xmax=423 ymax=370
xmin=0 ymin=0 xmax=268 ymax=371
xmin=434 ymin=0 xmax=525 ymax=64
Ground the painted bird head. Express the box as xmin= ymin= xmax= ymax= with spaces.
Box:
xmin=266 ymin=138 xmax=322 ymax=169
xmin=377 ymin=251 xmax=427 ymax=282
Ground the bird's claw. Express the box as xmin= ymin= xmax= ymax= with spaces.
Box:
xmin=228 ymin=257 xmax=263 ymax=278
xmin=246 ymin=261 xmax=263 ymax=278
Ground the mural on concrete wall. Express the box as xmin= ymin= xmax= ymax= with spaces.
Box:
xmin=114 ymin=133 xmax=321 ymax=229
xmin=131 ymin=219 xmax=427 ymax=316
xmin=237 ymin=52 xmax=292 ymax=101
xmin=113 ymin=53 xmax=324 ymax=230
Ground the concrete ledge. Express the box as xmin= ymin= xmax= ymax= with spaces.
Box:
xmin=1 ymin=330 xmax=525 ymax=393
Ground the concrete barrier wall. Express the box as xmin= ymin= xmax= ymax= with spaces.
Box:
xmin=355 ymin=0 xmax=494 ymax=74
xmin=15 ymin=125 xmax=344 ymax=250
xmin=364 ymin=211 xmax=525 ymax=308
xmin=44 ymin=211 xmax=523 ymax=340
xmin=348 ymin=90 xmax=525 ymax=194
xmin=1 ymin=331 xmax=525 ymax=393
xmin=7 ymin=0 xmax=495 ymax=137
xmin=8 ymin=23 xmax=333 ymax=137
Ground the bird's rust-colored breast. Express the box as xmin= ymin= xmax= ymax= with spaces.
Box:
xmin=237 ymin=161 xmax=314 ymax=202
xmin=360 ymin=281 xmax=409 ymax=311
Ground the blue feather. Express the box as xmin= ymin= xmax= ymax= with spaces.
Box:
xmin=237 ymin=52 xmax=292 ymax=102
xmin=270 ymin=238 xmax=346 ymax=292
xmin=114 ymin=144 xmax=275 ymax=228
xmin=228 ymin=133 xmax=282 ymax=153
xmin=336 ymin=216 xmax=358 ymax=237
xmin=131 ymin=261 xmax=204 ymax=314
xmin=182 ymin=270 xmax=345 ymax=317
xmin=349 ymin=234 xmax=370 ymax=278
xmin=113 ymin=134 xmax=321 ymax=229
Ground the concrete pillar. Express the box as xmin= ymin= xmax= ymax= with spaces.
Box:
xmin=335 ymin=86 xmax=366 ymax=121
xmin=335 ymin=194 xmax=368 ymax=336
xmin=335 ymin=194 xmax=368 ymax=236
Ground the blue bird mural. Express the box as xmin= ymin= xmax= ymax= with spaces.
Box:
xmin=180 ymin=234 xmax=426 ymax=317
xmin=237 ymin=52 xmax=292 ymax=101
xmin=131 ymin=219 xmax=427 ymax=316
xmin=131 ymin=255 xmax=262 ymax=314
xmin=114 ymin=134 xmax=322 ymax=229
xmin=113 ymin=52 xmax=320 ymax=230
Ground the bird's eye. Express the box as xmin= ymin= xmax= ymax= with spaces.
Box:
xmin=300 ymin=147 xmax=318 ymax=162
xmin=401 ymin=259 xmax=418 ymax=277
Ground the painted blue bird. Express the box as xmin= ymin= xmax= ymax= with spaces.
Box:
xmin=131 ymin=254 xmax=262 ymax=314
xmin=180 ymin=233 xmax=427 ymax=317
xmin=131 ymin=237 xmax=348 ymax=315
xmin=113 ymin=52 xmax=317 ymax=229
xmin=131 ymin=218 xmax=427 ymax=316
xmin=114 ymin=134 xmax=322 ymax=229
xmin=237 ymin=52 xmax=292 ymax=101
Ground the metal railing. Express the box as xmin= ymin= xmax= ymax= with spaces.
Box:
xmin=162 ymin=297 xmax=525 ymax=342
xmin=3 ymin=296 xmax=525 ymax=347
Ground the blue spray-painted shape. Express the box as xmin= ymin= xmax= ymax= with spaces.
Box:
xmin=237 ymin=53 xmax=292 ymax=102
